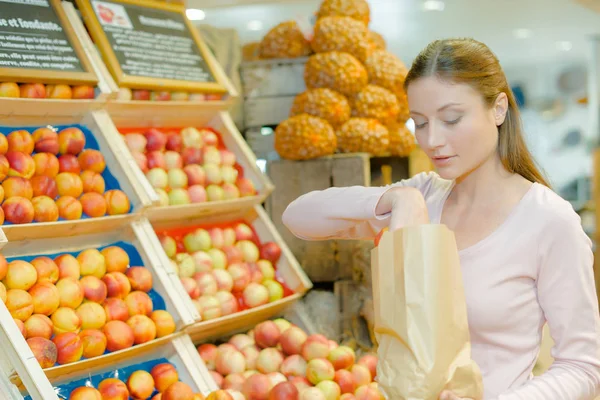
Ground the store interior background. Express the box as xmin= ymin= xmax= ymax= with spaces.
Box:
xmin=184 ymin=0 xmax=600 ymax=240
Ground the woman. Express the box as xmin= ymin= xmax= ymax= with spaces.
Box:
xmin=282 ymin=38 xmax=600 ymax=399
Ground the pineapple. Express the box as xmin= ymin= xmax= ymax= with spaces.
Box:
xmin=317 ymin=0 xmax=371 ymax=26
xmin=351 ymin=85 xmax=400 ymax=126
xmin=311 ymin=16 xmax=371 ymax=62
xmin=275 ymin=114 xmax=337 ymax=160
xmin=336 ymin=118 xmax=389 ymax=155
xmin=304 ymin=51 xmax=368 ymax=97
xmin=258 ymin=21 xmax=312 ymax=59
xmin=290 ymin=88 xmax=351 ymax=128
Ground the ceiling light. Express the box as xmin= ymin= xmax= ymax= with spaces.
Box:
xmin=247 ymin=20 xmax=264 ymax=31
xmin=513 ymin=28 xmax=532 ymax=39
xmin=423 ymin=0 xmax=445 ymax=11
xmin=556 ymin=41 xmax=573 ymax=51
xmin=186 ymin=9 xmax=205 ymax=21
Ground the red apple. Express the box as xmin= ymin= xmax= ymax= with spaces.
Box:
xmin=145 ymin=128 xmax=167 ymax=152
xmin=132 ymin=90 xmax=150 ymax=101
xmin=166 ymin=132 xmax=183 ymax=152
xmin=234 ymin=223 xmax=254 ymax=241
xmin=260 ymin=242 xmax=281 ymax=264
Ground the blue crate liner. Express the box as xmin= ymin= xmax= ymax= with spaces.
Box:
xmin=0 ymin=123 xmax=133 ymax=224
xmin=24 ymin=357 xmax=176 ymax=399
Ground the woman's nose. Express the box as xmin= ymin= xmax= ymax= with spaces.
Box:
xmin=426 ymin=122 xmax=446 ymax=149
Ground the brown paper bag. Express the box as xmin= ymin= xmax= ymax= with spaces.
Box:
xmin=371 ymin=224 xmax=484 ymax=400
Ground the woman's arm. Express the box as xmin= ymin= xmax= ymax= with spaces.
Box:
xmin=495 ymin=214 xmax=600 ymax=400
xmin=282 ymin=172 xmax=436 ymax=241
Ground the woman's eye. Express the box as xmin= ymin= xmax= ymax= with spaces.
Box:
xmin=445 ymin=117 xmax=462 ymax=125
xmin=415 ymin=122 xmax=428 ymax=129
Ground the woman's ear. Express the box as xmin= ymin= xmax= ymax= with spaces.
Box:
xmin=494 ymin=92 xmax=509 ymax=126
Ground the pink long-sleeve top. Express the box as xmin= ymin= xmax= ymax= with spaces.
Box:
xmin=282 ymin=172 xmax=600 ymax=399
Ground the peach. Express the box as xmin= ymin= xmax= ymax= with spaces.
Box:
xmin=193 ymin=272 xmax=217 ymax=296
xmin=267 ymin=372 xmax=287 ymax=387
xmin=223 ymin=246 xmax=243 ymax=265
xmin=222 ymin=184 xmax=240 ymax=200
xmin=77 ymin=248 xmax=106 ymax=278
xmin=163 ymin=382 xmax=195 ymax=400
xmin=272 ymin=317 xmax=291 ymax=333
xmin=182 ymin=277 xmax=200 ymax=299
xmin=32 ymin=195 xmax=59 ymax=222
xmin=58 ymin=127 xmax=86 ymax=155
xmin=78 ymin=149 xmax=105 ymax=173
xmin=206 ymin=185 xmax=224 ymax=202
xmin=203 ymin=148 xmax=221 ymax=166
xmin=127 ymin=314 xmax=157 ymax=344
xmin=168 ymin=188 xmax=191 ymax=205
xmin=102 ymin=272 xmax=131 ymax=299
xmin=181 ymin=127 xmax=202 ymax=149
xmin=24 ymin=313 xmax=53 ymax=339
xmin=188 ymin=185 xmax=207 ymax=203
xmin=209 ymin=390 xmax=235 ymax=400
xmin=72 ymin=85 xmax=95 ymax=99
xmin=79 ymin=328 xmax=107 ymax=358
xmin=236 ymin=241 xmax=259 ymax=263
xmin=280 ymin=355 xmax=307 ymax=378
xmin=20 ymin=83 xmax=46 ymax=98
xmin=216 ymin=349 xmax=246 ymax=376
xmin=197 ymin=343 xmax=218 ymax=369
xmin=104 ymin=297 xmax=129 ymax=322
xmin=127 ymin=370 xmax=155 ymax=399
xmin=76 ymin=302 xmax=107 ymax=330
xmin=55 ymin=254 xmax=80 ymax=279
xmin=208 ymin=249 xmax=227 ymax=270
xmin=328 ymin=346 xmax=356 ymax=370
xmin=300 ymin=387 xmax=328 ymax=400
xmin=27 ymin=337 xmax=57 ymax=368
xmin=183 ymin=229 xmax=212 ymax=253
xmin=237 ymin=178 xmax=256 ymax=197
xmin=269 ymin=382 xmax=299 ymax=400
xmin=241 ymin=344 xmax=260 ymax=370
xmin=256 ymin=348 xmax=284 ymax=374
xmin=335 ymin=370 xmax=357 ymax=394
xmin=0 ymin=281 xmax=5 ymax=303
xmin=58 ymin=154 xmax=81 ymax=174
xmin=56 ymin=196 xmax=83 ymax=220
xmin=3 ymin=196 xmax=34 ymax=223
xmin=340 ymin=395 xmax=356 ymax=400
xmin=7 ymin=130 xmax=34 ymax=154
xmin=101 ymin=246 xmax=130 ymax=273
xmin=242 ymin=370 xmax=258 ymax=380
xmin=165 ymin=132 xmax=183 ymax=152
xmin=30 ymin=176 xmax=58 ymax=199
xmin=81 ymin=170 xmax=105 ymax=193
xmin=104 ymin=189 xmax=130 ymax=215
xmin=126 ymin=267 xmax=153 ymax=292
xmin=51 ymin=307 xmax=82 ymax=335
xmin=351 ymin=365 xmax=371 ymax=386
xmin=6 ymin=151 xmax=35 ymax=178
xmin=145 ymin=129 xmax=167 ymax=152
xmin=56 ymin=172 xmax=83 ymax=197
xmin=195 ymin=295 xmax=221 ymax=320
xmin=229 ymin=333 xmax=254 ymax=351
xmin=69 ymin=387 xmax=102 ymax=400
xmin=242 ymin=373 xmax=271 ymax=400
xmin=191 ymin=251 xmax=213 ymax=273
xmin=254 ymin=320 xmax=280 ymax=349
xmin=4 ymin=260 xmax=37 ymax=291
xmin=98 ymin=378 xmax=130 ymax=400
xmin=243 ymin=283 xmax=269 ymax=309
xmin=316 ymin=381 xmax=341 ymax=400
xmin=133 ymin=152 xmax=148 ymax=173
xmin=56 ymin=278 xmax=84 ymax=309
xmin=176 ymin=253 xmax=195 ymax=278
xmin=302 ymin=335 xmax=330 ymax=361
xmin=357 ymin=355 xmax=377 ymax=379
xmin=184 ymin=164 xmax=205 ymax=186
xmin=103 ymin=320 xmax=135 ymax=352
xmin=80 ymin=275 xmax=107 ymax=303
xmin=13 ymin=318 xmax=25 ymax=337
xmin=80 ymin=192 xmax=107 ymax=218
xmin=124 ymin=133 xmax=147 ymax=153
xmin=132 ymin=89 xmax=150 ymax=101
xmin=29 ymin=281 xmax=60 ymax=315
xmin=3 ymin=176 xmax=33 ymax=199
xmin=220 ymin=150 xmax=236 ymax=166
xmin=151 ymin=310 xmax=176 ymax=338
xmin=0 ymin=82 xmax=20 ymax=98
xmin=46 ymin=84 xmax=72 ymax=99
xmin=32 ymin=128 xmax=59 ymax=154
xmin=210 ymin=270 xmax=233 ymax=293
xmin=0 ymin=255 xmax=5 ymax=281
xmin=248 ymin=264 xmax=263 ymax=285
xmin=125 ymin=290 xmax=153 ymax=316
xmin=53 ymin=331 xmax=83 ymax=364
xmin=280 ymin=326 xmax=307 ymax=356
xmin=227 ymin=263 xmax=251 ymax=293
xmin=306 ymin=359 xmax=335 ymax=385
xmin=151 ymin=363 xmax=179 ymax=393
xmin=181 ymin=147 xmax=202 ymax=166
xmin=353 ymin=386 xmax=382 ymax=400
xmin=33 ymin=153 xmax=59 ymax=178
xmin=223 ymin=373 xmax=246 ymax=391
xmin=164 ymin=151 xmax=183 ymax=170
xmin=0 ymin=155 xmax=7 ymax=182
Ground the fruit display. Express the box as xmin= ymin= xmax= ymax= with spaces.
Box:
xmin=156 ymin=220 xmax=293 ymax=322
xmin=0 ymin=82 xmax=96 ymax=100
xmin=119 ymin=126 xmax=257 ymax=207
xmin=0 ymin=124 xmax=132 ymax=225
xmin=289 ymin=89 xmax=351 ymax=129
xmin=197 ymin=318 xmax=383 ymax=400
xmin=304 ymin=52 xmax=368 ymax=98
xmin=0 ymin=242 xmax=178 ymax=370
xmin=274 ymin=115 xmax=337 ymax=161
xmin=24 ymin=359 xmax=204 ymax=400
xmin=258 ymin=21 xmax=313 ymax=60
xmin=116 ymin=88 xmax=224 ymax=102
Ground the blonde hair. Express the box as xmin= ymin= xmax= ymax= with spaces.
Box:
xmin=404 ymin=38 xmax=550 ymax=187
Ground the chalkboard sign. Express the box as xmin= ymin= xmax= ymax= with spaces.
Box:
xmin=0 ymin=0 xmax=98 ymax=85
xmin=77 ymin=0 xmax=227 ymax=94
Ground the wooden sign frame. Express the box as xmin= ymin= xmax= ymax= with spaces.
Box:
xmin=76 ymin=0 xmax=228 ymax=94
xmin=0 ymin=0 xmax=98 ymax=85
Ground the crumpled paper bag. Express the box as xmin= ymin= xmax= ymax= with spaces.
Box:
xmin=371 ymin=224 xmax=483 ymax=400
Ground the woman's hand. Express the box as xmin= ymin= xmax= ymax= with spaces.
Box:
xmin=375 ymin=186 xmax=429 ymax=231
xmin=439 ymin=391 xmax=474 ymax=400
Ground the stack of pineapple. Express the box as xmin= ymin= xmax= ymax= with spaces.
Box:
xmin=273 ymin=0 xmax=416 ymax=161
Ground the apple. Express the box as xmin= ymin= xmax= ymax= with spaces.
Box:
xmin=168 ymin=188 xmax=191 ymax=205
xmin=182 ymin=148 xmax=203 ymax=165
xmin=156 ymin=188 xmax=169 ymax=206
xmin=263 ymin=279 xmax=284 ymax=302
xmin=188 ymin=185 xmax=207 ymax=203
xmin=168 ymin=168 xmax=188 ymax=189
xmin=220 ymin=150 xmax=236 ymax=166
xmin=203 ymin=131 xmax=219 ymax=147
xmin=237 ymin=178 xmax=256 ymax=197
xmin=192 ymin=251 xmax=213 ymax=273
xmin=166 ymin=132 xmax=183 ymax=152
xmin=164 ymin=151 xmax=183 ymax=170
xmin=184 ymin=229 xmax=211 ymax=252
xmin=124 ymin=133 xmax=147 ymax=153
xmin=234 ymin=223 xmax=254 ymax=241
xmin=175 ymin=253 xmax=195 ymax=278
xmin=243 ymin=283 xmax=269 ymax=308
xmin=207 ymin=185 xmax=225 ymax=202
xmin=223 ymin=228 xmax=236 ymax=247
xmin=181 ymin=127 xmax=203 ymax=148
xmin=224 ymin=246 xmax=243 ymax=265
xmin=184 ymin=164 xmax=205 ymax=186
xmin=147 ymin=151 xmax=166 ymax=170
xmin=208 ymin=248 xmax=227 ymax=270
xmin=146 ymin=168 xmax=168 ymax=189
xmin=203 ymin=147 xmax=222 ymax=165
xmin=209 ymin=228 xmax=225 ymax=249
xmin=204 ymin=163 xmax=223 ymax=185
xmin=236 ymin=240 xmax=260 ymax=263
xmin=256 ymin=260 xmax=275 ymax=281
xmin=223 ymin=183 xmax=241 ymax=200
xmin=260 ymin=242 xmax=281 ymax=264
xmin=117 ymin=87 xmax=132 ymax=100
xmin=132 ymin=90 xmax=151 ymax=101
xmin=145 ymin=128 xmax=167 ymax=152
xmin=151 ymin=91 xmax=171 ymax=101
xmin=221 ymin=166 xmax=239 ymax=184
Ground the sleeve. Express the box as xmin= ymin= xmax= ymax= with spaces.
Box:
xmin=281 ymin=172 xmax=437 ymax=241
xmin=495 ymin=213 xmax=600 ymax=400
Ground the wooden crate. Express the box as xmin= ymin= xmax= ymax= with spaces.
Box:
xmin=109 ymin=109 xmax=275 ymax=222
xmin=144 ymin=205 xmax=312 ymax=343
xmin=17 ymin=334 xmax=215 ymax=398
xmin=0 ymin=111 xmax=152 ymax=241
xmin=240 ymin=57 xmax=307 ymax=99
xmin=3 ymin=218 xmax=198 ymax=385
xmin=244 ymin=95 xmax=296 ymax=128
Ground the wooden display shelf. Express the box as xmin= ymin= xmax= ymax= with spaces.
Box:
xmin=143 ymin=205 xmax=312 ymax=343
xmin=0 ymin=111 xmax=153 ymax=241
xmin=15 ymin=334 xmax=215 ymax=397
xmin=3 ymin=218 xmax=198 ymax=386
xmin=109 ymin=110 xmax=275 ymax=222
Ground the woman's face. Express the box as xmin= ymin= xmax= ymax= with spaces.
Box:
xmin=407 ymin=76 xmax=504 ymax=180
